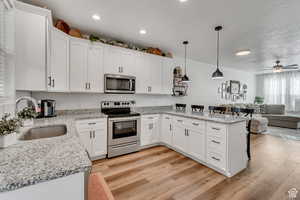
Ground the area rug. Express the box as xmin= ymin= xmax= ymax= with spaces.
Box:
xmin=263 ymin=126 xmax=300 ymax=141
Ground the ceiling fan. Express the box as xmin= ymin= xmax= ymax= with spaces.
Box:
xmin=264 ymin=60 xmax=299 ymax=73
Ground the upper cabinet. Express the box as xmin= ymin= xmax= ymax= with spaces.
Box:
xmin=48 ymin=28 xmax=69 ymax=92
xmin=135 ymin=53 xmax=163 ymax=94
xmin=15 ymin=8 xmax=47 ymax=91
xmin=69 ymin=38 xmax=104 ymax=93
xmin=87 ymin=44 xmax=104 ymax=93
xmin=104 ymin=46 xmax=136 ymax=76
xmin=162 ymin=58 xmax=175 ymax=95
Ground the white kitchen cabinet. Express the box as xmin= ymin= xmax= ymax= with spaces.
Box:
xmin=141 ymin=115 xmax=160 ymax=146
xmin=48 ymin=28 xmax=69 ymax=91
xmin=15 ymin=8 xmax=47 ymax=91
xmin=187 ymin=128 xmax=206 ymax=162
xmin=69 ymin=39 xmax=88 ymax=92
xmin=76 ymin=118 xmax=107 ymax=160
xmin=162 ymin=58 xmax=174 ymax=95
xmin=78 ymin=130 xmax=93 ymax=155
xmin=87 ymin=44 xmax=104 ymax=93
xmin=104 ymin=45 xmax=136 ymax=75
xmin=173 ymin=123 xmax=187 ymax=152
xmin=135 ymin=53 xmax=163 ymax=94
xmin=160 ymin=115 xmax=173 ymax=146
xmin=70 ymin=39 xmax=104 ymax=93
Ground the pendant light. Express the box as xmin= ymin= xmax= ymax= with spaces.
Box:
xmin=212 ymin=26 xmax=224 ymax=79
xmin=181 ymin=41 xmax=191 ymax=83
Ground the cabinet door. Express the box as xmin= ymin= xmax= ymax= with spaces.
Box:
xmin=149 ymin=54 xmax=163 ymax=94
xmin=188 ymin=129 xmax=206 ymax=161
xmin=87 ymin=45 xmax=104 ymax=92
xmin=150 ymin=117 xmax=160 ymax=144
xmin=15 ymin=9 xmax=46 ymax=91
xmin=92 ymin=129 xmax=107 ymax=157
xmin=78 ymin=131 xmax=93 ymax=156
xmin=161 ymin=115 xmax=172 ymax=146
xmin=104 ymin=46 xmax=121 ymax=74
xmin=135 ymin=53 xmax=150 ymax=94
xmin=173 ymin=125 xmax=187 ymax=152
xmin=141 ymin=118 xmax=151 ymax=146
xmin=49 ymin=29 xmax=69 ymax=91
xmin=162 ymin=58 xmax=174 ymax=95
xmin=69 ymin=39 xmax=88 ymax=92
xmin=141 ymin=116 xmax=159 ymax=146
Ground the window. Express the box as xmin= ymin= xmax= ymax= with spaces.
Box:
xmin=257 ymin=71 xmax=300 ymax=112
xmin=0 ymin=1 xmax=14 ymax=104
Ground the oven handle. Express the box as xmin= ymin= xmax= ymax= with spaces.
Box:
xmin=108 ymin=116 xmax=141 ymax=122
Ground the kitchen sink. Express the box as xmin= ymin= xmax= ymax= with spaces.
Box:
xmin=20 ymin=124 xmax=67 ymax=140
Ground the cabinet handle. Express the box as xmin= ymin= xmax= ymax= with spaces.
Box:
xmin=212 ymin=127 xmax=221 ymax=131
xmin=211 ymin=140 xmax=221 ymax=144
xmin=93 ymin=131 xmax=95 ymax=138
xmin=52 ymin=79 xmax=55 ymax=88
xmin=149 ymin=86 xmax=152 ymax=92
xmin=89 ymin=131 xmax=92 ymax=139
xmin=85 ymin=83 xmax=87 ymax=89
xmin=88 ymin=122 xmax=96 ymax=125
xmin=184 ymin=129 xmax=187 ymax=136
xmin=48 ymin=76 xmax=52 ymax=87
xmin=177 ymin=120 xmax=183 ymax=123
xmin=169 ymin=124 xmax=172 ymax=131
xmin=211 ymin=156 xmax=221 ymax=161
xmin=88 ymin=83 xmax=91 ymax=89
xmin=148 ymin=117 xmax=154 ymax=119
xmin=192 ymin=123 xmax=199 ymax=126
xmin=165 ymin=117 xmax=170 ymax=119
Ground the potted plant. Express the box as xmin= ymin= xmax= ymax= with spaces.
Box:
xmin=0 ymin=114 xmax=22 ymax=148
xmin=17 ymin=107 xmax=38 ymax=127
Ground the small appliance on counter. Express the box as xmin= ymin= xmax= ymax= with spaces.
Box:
xmin=175 ymin=104 xmax=187 ymax=112
xmin=191 ymin=105 xmax=204 ymax=113
xmin=39 ymin=99 xmax=56 ymax=118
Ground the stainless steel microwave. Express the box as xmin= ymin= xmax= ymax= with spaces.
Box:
xmin=104 ymin=74 xmax=136 ymax=94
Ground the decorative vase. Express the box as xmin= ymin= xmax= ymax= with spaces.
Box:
xmin=0 ymin=132 xmax=17 ymax=148
xmin=23 ymin=119 xmax=34 ymax=127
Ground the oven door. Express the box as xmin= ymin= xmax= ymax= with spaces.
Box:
xmin=104 ymin=74 xmax=136 ymax=94
xmin=108 ymin=116 xmax=140 ymax=146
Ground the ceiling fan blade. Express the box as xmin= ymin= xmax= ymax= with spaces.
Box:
xmin=282 ymin=65 xmax=299 ymax=69
xmin=284 ymin=64 xmax=298 ymax=67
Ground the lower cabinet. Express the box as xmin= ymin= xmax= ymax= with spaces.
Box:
xmin=187 ymin=129 xmax=206 ymax=162
xmin=141 ymin=115 xmax=160 ymax=146
xmin=160 ymin=115 xmax=173 ymax=146
xmin=76 ymin=118 xmax=107 ymax=160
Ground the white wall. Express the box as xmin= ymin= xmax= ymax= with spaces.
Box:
xmin=16 ymin=57 xmax=256 ymax=111
xmin=173 ymin=58 xmax=256 ymax=110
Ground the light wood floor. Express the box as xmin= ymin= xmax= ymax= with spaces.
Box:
xmin=92 ymin=134 xmax=300 ymax=200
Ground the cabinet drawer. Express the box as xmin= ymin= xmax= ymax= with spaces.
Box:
xmin=173 ymin=116 xmax=187 ymax=127
xmin=207 ymin=122 xmax=227 ymax=137
xmin=76 ymin=118 xmax=107 ymax=131
xmin=207 ymin=135 xmax=226 ymax=154
xmin=207 ymin=150 xmax=226 ymax=171
xmin=162 ymin=114 xmax=172 ymax=120
xmin=142 ymin=114 xmax=160 ymax=120
xmin=186 ymin=119 xmax=205 ymax=132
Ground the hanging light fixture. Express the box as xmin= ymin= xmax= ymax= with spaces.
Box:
xmin=182 ymin=41 xmax=191 ymax=83
xmin=212 ymin=26 xmax=224 ymax=79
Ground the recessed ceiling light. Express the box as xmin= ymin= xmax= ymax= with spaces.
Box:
xmin=139 ymin=29 xmax=147 ymax=35
xmin=92 ymin=14 xmax=101 ymax=21
xmin=179 ymin=0 xmax=188 ymax=2
xmin=236 ymin=50 xmax=251 ymax=56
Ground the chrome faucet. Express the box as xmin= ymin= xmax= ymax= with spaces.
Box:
xmin=15 ymin=96 xmax=39 ymax=114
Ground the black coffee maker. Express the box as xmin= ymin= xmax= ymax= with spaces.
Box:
xmin=40 ymin=99 xmax=56 ymax=118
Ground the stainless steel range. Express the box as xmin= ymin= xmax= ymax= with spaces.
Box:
xmin=101 ymin=101 xmax=140 ymax=158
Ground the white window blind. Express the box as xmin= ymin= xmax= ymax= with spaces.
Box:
xmin=0 ymin=0 xmax=14 ymax=104
xmin=0 ymin=1 xmax=6 ymax=100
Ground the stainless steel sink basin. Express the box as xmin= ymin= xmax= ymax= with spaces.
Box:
xmin=20 ymin=124 xmax=67 ymax=140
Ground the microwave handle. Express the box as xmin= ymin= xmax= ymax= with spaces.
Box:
xmin=129 ymin=79 xmax=133 ymax=91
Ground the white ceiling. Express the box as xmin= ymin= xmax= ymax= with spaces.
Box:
xmin=21 ymin=0 xmax=300 ymax=72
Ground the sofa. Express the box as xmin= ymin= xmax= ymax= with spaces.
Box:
xmin=261 ymin=104 xmax=300 ymax=129
xmin=221 ymin=103 xmax=300 ymax=129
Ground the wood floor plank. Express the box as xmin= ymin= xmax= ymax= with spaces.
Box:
xmin=92 ymin=134 xmax=300 ymax=200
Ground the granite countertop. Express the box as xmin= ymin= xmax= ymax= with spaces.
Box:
xmin=135 ymin=106 xmax=247 ymax=124
xmin=0 ymin=109 xmax=106 ymax=193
